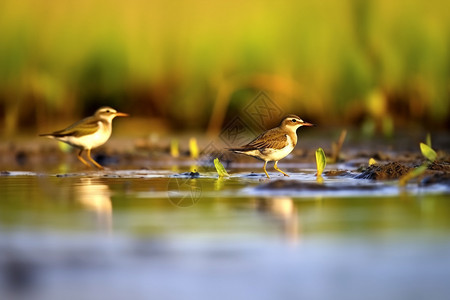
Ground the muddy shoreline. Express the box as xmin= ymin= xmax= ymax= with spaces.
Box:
xmin=1 ymin=132 xmax=449 ymax=189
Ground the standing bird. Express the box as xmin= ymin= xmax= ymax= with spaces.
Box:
xmin=39 ymin=107 xmax=129 ymax=169
xmin=228 ymin=115 xmax=314 ymax=178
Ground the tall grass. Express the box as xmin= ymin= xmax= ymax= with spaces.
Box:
xmin=0 ymin=0 xmax=449 ymax=135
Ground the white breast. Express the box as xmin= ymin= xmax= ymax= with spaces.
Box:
xmin=260 ymin=134 xmax=295 ymax=162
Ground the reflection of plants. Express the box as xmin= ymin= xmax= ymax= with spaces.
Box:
xmin=167 ymin=177 xmax=202 ymax=208
xmin=399 ymin=141 xmax=437 ymax=186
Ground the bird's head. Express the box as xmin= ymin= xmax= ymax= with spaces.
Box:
xmin=280 ymin=114 xmax=314 ymax=131
xmin=95 ymin=107 xmax=129 ymax=121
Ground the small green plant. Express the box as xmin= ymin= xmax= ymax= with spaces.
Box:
xmin=399 ymin=142 xmax=437 ymax=186
xmin=426 ymin=133 xmax=432 ymax=148
xmin=315 ymin=148 xmax=326 ymax=177
xmin=214 ymin=158 xmax=230 ymax=177
xmin=420 ymin=142 xmax=437 ymax=162
xmin=399 ymin=164 xmax=428 ymax=186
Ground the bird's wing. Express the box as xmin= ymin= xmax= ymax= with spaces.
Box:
xmin=241 ymin=128 xmax=289 ymax=150
xmin=50 ymin=116 xmax=100 ymax=137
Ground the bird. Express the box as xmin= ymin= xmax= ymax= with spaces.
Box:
xmin=39 ymin=106 xmax=129 ymax=170
xmin=228 ymin=115 xmax=314 ymax=178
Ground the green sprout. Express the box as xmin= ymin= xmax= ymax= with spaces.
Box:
xmin=420 ymin=142 xmax=437 ymax=162
xmin=214 ymin=158 xmax=230 ymax=178
xmin=399 ymin=164 xmax=428 ymax=186
xmin=426 ymin=133 xmax=432 ymax=148
xmin=315 ymin=148 xmax=327 ymax=177
xmin=399 ymin=142 xmax=437 ymax=186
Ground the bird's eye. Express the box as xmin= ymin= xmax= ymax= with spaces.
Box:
xmin=106 ymin=110 xmax=110 ymax=113
xmin=291 ymin=119 xmax=296 ymax=122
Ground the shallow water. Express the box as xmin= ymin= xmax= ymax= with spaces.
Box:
xmin=1 ymin=166 xmax=450 ymax=300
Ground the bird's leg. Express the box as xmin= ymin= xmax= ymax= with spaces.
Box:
xmin=77 ymin=149 xmax=92 ymax=168
xmin=263 ymin=161 xmax=270 ymax=179
xmin=86 ymin=148 xmax=104 ymax=170
xmin=274 ymin=161 xmax=289 ymax=177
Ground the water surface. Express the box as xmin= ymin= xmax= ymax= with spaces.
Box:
xmin=1 ymin=168 xmax=450 ymax=300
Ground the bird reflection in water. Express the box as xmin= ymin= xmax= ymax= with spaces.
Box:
xmin=75 ymin=178 xmax=113 ymax=235
xmin=256 ymin=197 xmax=299 ymax=245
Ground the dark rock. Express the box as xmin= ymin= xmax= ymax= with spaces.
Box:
xmin=244 ymin=173 xmax=262 ymax=177
xmin=175 ymin=171 xmax=200 ymax=178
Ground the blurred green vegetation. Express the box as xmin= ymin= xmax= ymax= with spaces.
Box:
xmin=0 ymin=0 xmax=449 ymax=136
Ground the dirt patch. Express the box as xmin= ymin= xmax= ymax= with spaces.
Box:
xmin=428 ymin=161 xmax=450 ymax=172
xmin=355 ymin=162 xmax=412 ymax=180
xmin=354 ymin=160 xmax=450 ymax=185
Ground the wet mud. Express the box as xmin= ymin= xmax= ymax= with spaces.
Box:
xmin=1 ymin=134 xmax=449 ymax=190
xmin=355 ymin=162 xmax=412 ymax=180
xmin=354 ymin=160 xmax=450 ymax=185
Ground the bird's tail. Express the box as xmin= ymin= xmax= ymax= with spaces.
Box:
xmin=227 ymin=147 xmax=245 ymax=153
xmin=227 ymin=147 xmax=258 ymax=155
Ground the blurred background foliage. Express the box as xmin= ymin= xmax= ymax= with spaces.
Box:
xmin=0 ymin=0 xmax=449 ymax=137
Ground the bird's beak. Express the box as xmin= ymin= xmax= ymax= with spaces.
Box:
xmin=115 ymin=112 xmax=129 ymax=117
xmin=301 ymin=122 xmax=314 ymax=127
